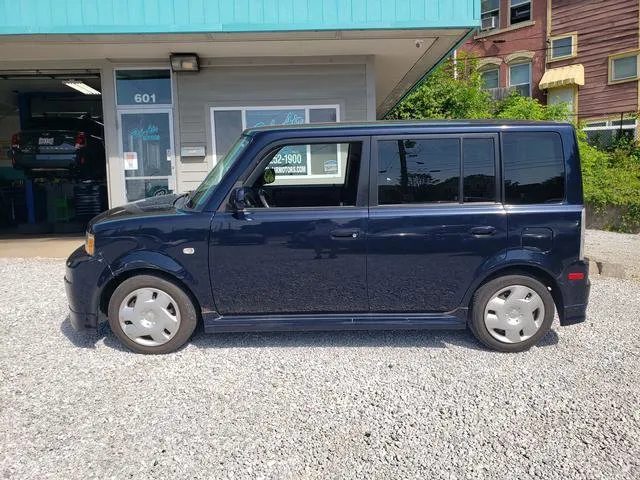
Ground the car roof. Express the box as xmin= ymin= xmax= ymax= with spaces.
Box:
xmin=245 ymin=119 xmax=574 ymax=137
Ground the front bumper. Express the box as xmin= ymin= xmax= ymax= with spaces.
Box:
xmin=64 ymin=246 xmax=112 ymax=331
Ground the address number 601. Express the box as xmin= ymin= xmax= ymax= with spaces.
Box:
xmin=134 ymin=93 xmax=157 ymax=103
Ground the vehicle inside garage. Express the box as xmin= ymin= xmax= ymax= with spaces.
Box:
xmin=0 ymin=70 xmax=106 ymax=235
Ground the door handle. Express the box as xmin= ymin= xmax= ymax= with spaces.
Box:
xmin=470 ymin=226 xmax=496 ymax=236
xmin=330 ymin=228 xmax=360 ymax=239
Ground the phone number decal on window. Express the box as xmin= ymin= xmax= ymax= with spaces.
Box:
xmin=270 ymin=152 xmax=304 ymax=165
xmin=268 ymin=148 xmax=308 ymax=175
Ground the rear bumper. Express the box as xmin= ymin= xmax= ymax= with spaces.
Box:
xmin=559 ymin=260 xmax=591 ymax=327
xmin=12 ymin=152 xmax=78 ymax=170
xmin=64 ymin=246 xmax=112 ymax=332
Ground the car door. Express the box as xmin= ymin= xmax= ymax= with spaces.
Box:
xmin=367 ymin=133 xmax=507 ymax=313
xmin=210 ymin=137 xmax=370 ymax=315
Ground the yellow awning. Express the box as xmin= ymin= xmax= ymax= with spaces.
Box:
xmin=539 ymin=64 xmax=585 ymax=90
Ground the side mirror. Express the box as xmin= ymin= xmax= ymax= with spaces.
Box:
xmin=229 ymin=187 xmax=248 ymax=212
xmin=263 ymin=167 xmax=276 ymax=185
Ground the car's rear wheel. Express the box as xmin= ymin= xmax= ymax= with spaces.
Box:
xmin=470 ymin=274 xmax=555 ymax=352
xmin=107 ymin=275 xmax=197 ymax=354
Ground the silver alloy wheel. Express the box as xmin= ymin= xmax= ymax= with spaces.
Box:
xmin=118 ymin=287 xmax=182 ymax=347
xmin=483 ymin=284 xmax=545 ymax=344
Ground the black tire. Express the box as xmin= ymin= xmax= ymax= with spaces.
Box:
xmin=470 ymin=274 xmax=555 ymax=353
xmin=107 ymin=275 xmax=198 ymax=354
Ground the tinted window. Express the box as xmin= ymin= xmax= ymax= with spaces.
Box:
xmin=503 ymin=132 xmax=565 ymax=204
xmin=463 ymin=138 xmax=496 ymax=202
xmin=378 ymin=138 xmax=460 ymax=204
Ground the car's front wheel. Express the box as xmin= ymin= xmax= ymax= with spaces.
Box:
xmin=107 ymin=275 xmax=198 ymax=354
xmin=470 ymin=274 xmax=555 ymax=352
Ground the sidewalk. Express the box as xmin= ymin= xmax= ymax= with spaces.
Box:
xmin=585 ymin=229 xmax=640 ymax=281
xmin=0 ymin=235 xmax=83 ymax=259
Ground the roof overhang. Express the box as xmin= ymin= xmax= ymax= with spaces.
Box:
xmin=0 ymin=29 xmax=472 ymax=117
xmin=539 ymin=64 xmax=585 ymax=90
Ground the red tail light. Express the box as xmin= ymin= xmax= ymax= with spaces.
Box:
xmin=11 ymin=133 xmax=19 ymax=148
xmin=568 ymin=272 xmax=585 ymax=281
xmin=75 ymin=132 xmax=86 ymax=149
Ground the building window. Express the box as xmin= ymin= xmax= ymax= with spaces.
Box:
xmin=549 ymin=34 xmax=577 ymax=61
xmin=547 ymin=86 xmax=576 ymax=117
xmin=210 ymin=105 xmax=340 ymax=176
xmin=609 ymin=53 xmax=639 ymax=83
xmin=481 ymin=68 xmax=500 ymax=89
xmin=509 ymin=62 xmax=532 ymax=96
xmin=115 ymin=69 xmax=172 ymax=106
xmin=583 ymin=119 xmax=637 ymax=149
xmin=481 ymin=0 xmax=500 ymax=31
xmin=510 ymin=0 xmax=531 ymax=25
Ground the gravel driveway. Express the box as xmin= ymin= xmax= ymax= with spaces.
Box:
xmin=1 ymin=258 xmax=639 ymax=479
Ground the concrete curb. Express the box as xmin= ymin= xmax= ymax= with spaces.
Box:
xmin=586 ymin=257 xmax=627 ymax=280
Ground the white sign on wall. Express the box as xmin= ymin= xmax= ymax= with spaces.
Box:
xmin=124 ymin=151 xmax=138 ymax=171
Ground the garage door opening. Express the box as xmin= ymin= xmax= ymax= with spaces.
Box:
xmin=0 ymin=69 xmax=106 ymax=236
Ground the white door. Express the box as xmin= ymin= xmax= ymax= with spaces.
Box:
xmin=118 ymin=108 xmax=176 ymax=202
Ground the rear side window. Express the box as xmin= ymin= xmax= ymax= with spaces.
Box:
xmin=378 ymin=138 xmax=460 ymax=204
xmin=503 ymin=132 xmax=565 ymax=204
xmin=377 ymin=137 xmax=497 ymax=205
xmin=463 ymin=138 xmax=496 ymax=202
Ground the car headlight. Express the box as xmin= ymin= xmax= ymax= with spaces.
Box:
xmin=85 ymin=231 xmax=95 ymax=256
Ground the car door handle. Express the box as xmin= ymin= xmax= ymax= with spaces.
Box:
xmin=470 ymin=226 xmax=496 ymax=236
xmin=330 ymin=228 xmax=360 ymax=239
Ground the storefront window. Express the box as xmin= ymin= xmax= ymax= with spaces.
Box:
xmin=116 ymin=69 xmax=172 ymax=106
xmin=210 ymin=105 xmax=340 ymax=178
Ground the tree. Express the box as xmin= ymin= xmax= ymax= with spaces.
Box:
xmin=389 ymin=54 xmax=494 ymax=120
xmin=388 ymin=53 xmax=570 ymax=122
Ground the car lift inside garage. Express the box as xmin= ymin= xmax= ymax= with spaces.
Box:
xmin=0 ymin=69 xmax=105 ymax=236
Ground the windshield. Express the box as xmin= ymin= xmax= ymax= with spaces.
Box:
xmin=186 ymin=135 xmax=252 ymax=209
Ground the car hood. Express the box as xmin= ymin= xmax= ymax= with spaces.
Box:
xmin=89 ymin=194 xmax=181 ymax=230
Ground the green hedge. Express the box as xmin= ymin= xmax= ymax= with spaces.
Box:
xmin=579 ymin=135 xmax=640 ymax=232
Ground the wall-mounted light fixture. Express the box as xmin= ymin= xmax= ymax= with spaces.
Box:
xmin=62 ymin=80 xmax=101 ymax=95
xmin=170 ymin=53 xmax=200 ymax=72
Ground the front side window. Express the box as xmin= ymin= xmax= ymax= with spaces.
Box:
xmin=481 ymin=0 xmax=500 ymax=31
xmin=509 ymin=62 xmax=532 ymax=97
xmin=510 ymin=0 xmax=531 ymax=25
xmin=246 ymin=142 xmax=361 ymax=208
xmin=377 ymin=137 xmax=497 ymax=205
xmin=481 ymin=68 xmax=500 ymax=89
xmin=503 ymin=132 xmax=565 ymax=204
xmin=610 ymin=54 xmax=638 ymax=82
xmin=550 ymin=35 xmax=576 ymax=61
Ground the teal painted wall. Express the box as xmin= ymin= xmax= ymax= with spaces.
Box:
xmin=0 ymin=0 xmax=479 ymax=34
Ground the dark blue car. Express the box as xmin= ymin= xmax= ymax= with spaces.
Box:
xmin=65 ymin=121 xmax=590 ymax=354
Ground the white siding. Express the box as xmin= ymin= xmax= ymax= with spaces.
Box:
xmin=175 ymin=61 xmax=368 ymax=192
